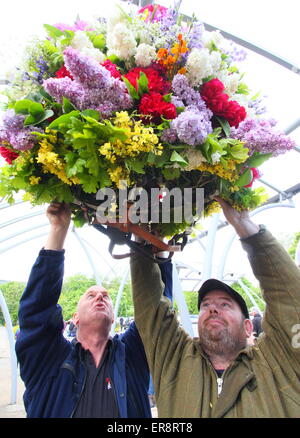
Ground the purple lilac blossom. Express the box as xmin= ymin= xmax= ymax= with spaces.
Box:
xmin=223 ymin=41 xmax=247 ymax=63
xmin=187 ymin=22 xmax=204 ymax=50
xmin=161 ymin=127 xmax=178 ymax=143
xmin=0 ymin=109 xmax=42 ymax=151
xmin=159 ymin=7 xmax=177 ymax=32
xmin=172 ymin=74 xmax=212 ymax=115
xmin=171 ymin=107 xmax=213 ymax=146
xmin=248 ymin=96 xmax=267 ymax=115
xmin=43 ymin=47 xmax=132 ymax=116
xmin=53 ymin=20 xmax=94 ymax=32
xmin=230 ymin=118 xmax=295 ymax=156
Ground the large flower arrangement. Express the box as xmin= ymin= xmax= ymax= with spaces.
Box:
xmin=0 ymin=3 xmax=295 ymax=237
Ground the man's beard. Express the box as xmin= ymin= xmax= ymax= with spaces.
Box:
xmin=199 ymin=320 xmax=247 ymax=357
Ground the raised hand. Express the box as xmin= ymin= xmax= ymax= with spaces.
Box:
xmin=214 ymin=197 xmax=259 ymax=238
xmin=45 ymin=202 xmax=71 ymax=250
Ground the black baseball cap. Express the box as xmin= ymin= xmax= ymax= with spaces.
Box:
xmin=198 ymin=279 xmax=249 ymax=319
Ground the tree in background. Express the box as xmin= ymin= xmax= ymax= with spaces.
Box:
xmin=288 ymin=231 xmax=300 ymax=262
xmin=231 ymin=277 xmax=265 ymax=312
xmin=0 ymin=281 xmax=25 ymax=326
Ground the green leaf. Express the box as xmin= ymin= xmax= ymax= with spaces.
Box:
xmin=63 ymin=97 xmax=76 ymax=114
xmin=29 ymin=102 xmax=44 ymax=116
xmin=137 ymin=72 xmax=149 ymax=96
xmin=81 ymin=109 xmax=100 ymax=121
xmin=122 ymin=77 xmax=139 ymax=100
xmin=246 ymin=152 xmax=272 ymax=168
xmin=89 ymin=33 xmax=106 ymax=50
xmin=215 ymin=116 xmax=230 ymax=137
xmin=170 ymin=151 xmax=188 ymax=166
xmin=43 ymin=24 xmax=65 ymax=39
xmin=176 ymin=106 xmax=185 ymax=115
xmin=125 ymin=159 xmax=145 ymax=174
xmin=163 ymin=94 xmax=172 ymax=103
xmin=23 ymin=110 xmax=54 ymax=126
xmin=48 ymin=111 xmax=80 ymax=129
xmin=14 ymin=99 xmax=34 ymax=115
xmin=235 ymin=168 xmax=252 ymax=188
xmin=162 ymin=167 xmax=181 ymax=180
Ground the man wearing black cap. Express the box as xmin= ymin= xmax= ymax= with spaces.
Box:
xmin=130 ymin=198 xmax=300 ymax=417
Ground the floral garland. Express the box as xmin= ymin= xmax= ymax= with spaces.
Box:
xmin=0 ymin=2 xmax=295 ymax=236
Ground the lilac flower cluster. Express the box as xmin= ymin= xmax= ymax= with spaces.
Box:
xmin=23 ymin=56 xmax=49 ymax=85
xmin=187 ymin=22 xmax=204 ymax=50
xmin=170 ymin=106 xmax=213 ymax=146
xmin=43 ymin=47 xmax=132 ymax=116
xmin=230 ymin=118 xmax=296 ymax=157
xmin=53 ymin=20 xmax=93 ymax=32
xmin=248 ymin=96 xmax=267 ymax=116
xmin=223 ymin=41 xmax=247 ymax=63
xmin=159 ymin=7 xmax=177 ymax=33
xmin=172 ymin=74 xmax=212 ymax=114
xmin=0 ymin=109 xmax=41 ymax=151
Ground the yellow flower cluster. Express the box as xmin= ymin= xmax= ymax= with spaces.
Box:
xmin=29 ymin=176 xmax=41 ymax=185
xmin=197 ymin=160 xmax=238 ymax=183
xmin=36 ymin=131 xmax=79 ymax=186
xmin=204 ymin=201 xmax=221 ymax=217
xmin=99 ymin=112 xmax=163 ymax=163
xmin=107 ymin=166 xmax=130 ymax=189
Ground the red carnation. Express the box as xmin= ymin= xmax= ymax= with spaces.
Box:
xmin=244 ymin=167 xmax=261 ymax=188
xmin=139 ymin=92 xmax=177 ymax=124
xmin=101 ymin=59 xmax=122 ymax=79
xmin=201 ymin=78 xmax=225 ymax=100
xmin=223 ymin=100 xmax=247 ymax=127
xmin=124 ymin=67 xmax=170 ymax=94
xmin=55 ymin=65 xmax=73 ymax=80
xmin=0 ymin=146 xmax=19 ymax=164
xmin=200 ymin=78 xmax=246 ymax=127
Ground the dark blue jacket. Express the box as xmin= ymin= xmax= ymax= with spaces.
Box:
xmin=15 ymin=248 xmax=160 ymax=418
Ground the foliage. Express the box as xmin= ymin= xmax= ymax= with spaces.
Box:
xmin=0 ymin=281 xmax=25 ymax=325
xmin=231 ymin=276 xmax=265 ymax=312
xmin=288 ymin=231 xmax=300 ymax=261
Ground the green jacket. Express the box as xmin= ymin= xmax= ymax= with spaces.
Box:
xmin=131 ymin=229 xmax=300 ymax=417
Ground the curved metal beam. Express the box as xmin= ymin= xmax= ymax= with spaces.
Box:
xmin=0 ymin=291 xmax=17 ymax=404
xmin=217 ymin=202 xmax=295 ymax=280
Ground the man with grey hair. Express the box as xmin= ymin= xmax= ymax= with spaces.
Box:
xmin=130 ymin=198 xmax=300 ymax=417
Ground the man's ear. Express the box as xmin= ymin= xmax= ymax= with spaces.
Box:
xmin=73 ymin=312 xmax=79 ymax=327
xmin=244 ymin=319 xmax=253 ymax=338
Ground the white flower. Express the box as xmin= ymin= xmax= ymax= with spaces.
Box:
xmin=106 ymin=22 xmax=137 ymax=61
xmin=71 ymin=31 xmax=92 ymax=50
xmin=186 ymin=48 xmax=222 ymax=87
xmin=211 ymin=152 xmax=222 ymax=164
xmin=203 ymin=30 xmax=224 ymax=49
xmin=217 ymin=71 xmax=240 ymax=96
xmin=134 ymin=43 xmax=156 ymax=67
xmin=209 ymin=51 xmax=222 ymax=75
xmin=70 ymin=31 xmax=105 ymax=63
xmin=186 ymin=48 xmax=213 ymax=87
xmin=80 ymin=47 xmax=105 ymax=63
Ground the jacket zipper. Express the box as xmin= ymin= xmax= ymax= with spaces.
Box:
xmin=217 ymin=377 xmax=223 ymax=396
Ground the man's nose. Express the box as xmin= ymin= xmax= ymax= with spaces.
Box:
xmin=209 ymin=303 xmax=219 ymax=314
xmin=95 ymin=292 xmax=103 ymax=301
